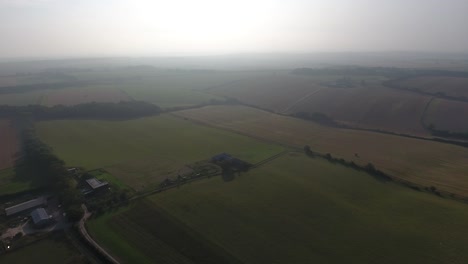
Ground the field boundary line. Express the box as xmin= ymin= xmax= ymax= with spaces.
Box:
xmin=420 ymin=96 xmax=435 ymax=130
xmin=281 ymin=88 xmax=324 ymax=114
xmin=252 ymin=150 xmax=291 ymax=168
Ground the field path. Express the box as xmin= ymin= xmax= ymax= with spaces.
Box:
xmin=281 ymin=88 xmax=323 ymax=114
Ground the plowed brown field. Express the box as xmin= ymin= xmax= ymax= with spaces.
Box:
xmin=0 ymin=119 xmax=19 ymax=169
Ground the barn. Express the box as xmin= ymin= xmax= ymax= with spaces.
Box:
xmin=4 ymin=197 xmax=48 ymax=217
xmin=30 ymin=208 xmax=52 ymax=228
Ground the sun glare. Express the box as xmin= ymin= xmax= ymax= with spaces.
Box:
xmin=111 ymin=0 xmax=278 ymax=52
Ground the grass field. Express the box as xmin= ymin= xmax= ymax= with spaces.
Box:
xmin=36 ymin=114 xmax=284 ymax=191
xmin=395 ymin=76 xmax=468 ymax=98
xmin=0 ymin=233 xmax=86 ymax=264
xmin=0 ymin=168 xmax=31 ymax=196
xmin=90 ymin=154 xmax=468 ymax=264
xmin=425 ymin=98 xmax=468 ymax=133
xmin=175 ymin=105 xmax=468 ymax=196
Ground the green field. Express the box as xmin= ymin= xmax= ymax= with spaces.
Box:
xmin=0 ymin=168 xmax=31 ymax=196
xmin=36 ymin=114 xmax=284 ymax=191
xmin=176 ymin=105 xmax=468 ymax=196
xmin=88 ymin=154 xmax=468 ymax=263
xmin=0 ymin=234 xmax=86 ymax=264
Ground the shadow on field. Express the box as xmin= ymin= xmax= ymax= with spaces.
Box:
xmin=221 ymin=170 xmax=236 ymax=182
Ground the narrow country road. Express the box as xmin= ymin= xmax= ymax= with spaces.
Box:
xmin=78 ymin=204 xmax=121 ymax=264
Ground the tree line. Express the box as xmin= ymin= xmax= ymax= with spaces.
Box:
xmin=426 ymin=124 xmax=468 ymax=140
xmin=303 ymin=145 xmax=391 ymax=182
xmin=0 ymin=101 xmax=162 ymax=120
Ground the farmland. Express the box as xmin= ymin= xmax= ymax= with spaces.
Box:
xmin=393 ymin=76 xmax=468 ymax=98
xmin=0 ymin=119 xmax=50 ymax=196
xmin=424 ymin=98 xmax=468 ymax=133
xmin=0 ymin=119 xmax=19 ymax=170
xmin=209 ymin=73 xmax=431 ymax=135
xmin=175 ymin=105 xmax=468 ymax=196
xmin=89 ymin=154 xmax=468 ymax=264
xmin=290 ymin=86 xmax=431 ymax=135
xmin=36 ymin=114 xmax=284 ymax=191
xmin=111 ymin=71 xmax=262 ymax=108
xmin=209 ymin=73 xmax=325 ymax=112
xmin=0 ymin=69 xmax=264 ymax=108
xmin=40 ymin=85 xmax=132 ymax=106
xmin=0 ymin=234 xmax=86 ymax=264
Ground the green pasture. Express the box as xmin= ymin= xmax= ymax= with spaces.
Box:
xmin=36 ymin=114 xmax=284 ymax=191
xmin=0 ymin=168 xmax=44 ymax=196
xmin=0 ymin=234 xmax=85 ymax=264
xmin=150 ymin=154 xmax=468 ymax=263
xmin=87 ymin=154 xmax=468 ymax=263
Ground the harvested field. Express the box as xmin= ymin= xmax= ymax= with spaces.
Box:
xmin=0 ymin=119 xmax=19 ymax=170
xmin=209 ymin=74 xmax=324 ymax=112
xmin=395 ymin=76 xmax=468 ymax=98
xmin=91 ymin=155 xmax=468 ymax=264
xmin=175 ymin=105 xmax=468 ymax=196
xmin=41 ymin=85 xmax=132 ymax=106
xmin=291 ymin=87 xmax=431 ymax=135
xmin=210 ymin=74 xmax=429 ymax=135
xmin=425 ymin=98 xmax=468 ymax=133
xmin=36 ymin=114 xmax=284 ymax=191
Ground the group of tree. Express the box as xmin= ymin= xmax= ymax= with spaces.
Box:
xmin=21 ymin=129 xmax=83 ymax=221
xmin=292 ymin=66 xmax=468 ymax=79
xmin=0 ymin=101 xmax=161 ymax=120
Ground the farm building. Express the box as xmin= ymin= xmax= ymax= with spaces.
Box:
xmin=4 ymin=197 xmax=47 ymax=217
xmin=86 ymin=178 xmax=109 ymax=190
xmin=30 ymin=208 xmax=52 ymax=228
xmin=211 ymin=153 xmax=233 ymax=162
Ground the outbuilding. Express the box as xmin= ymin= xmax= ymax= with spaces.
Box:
xmin=86 ymin=178 xmax=109 ymax=190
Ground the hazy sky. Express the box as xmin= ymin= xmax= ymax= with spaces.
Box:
xmin=1 ymin=0 xmax=468 ymax=58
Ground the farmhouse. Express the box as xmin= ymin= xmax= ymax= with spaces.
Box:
xmin=86 ymin=178 xmax=109 ymax=190
xmin=30 ymin=208 xmax=52 ymax=228
xmin=4 ymin=197 xmax=48 ymax=217
xmin=211 ymin=153 xmax=232 ymax=162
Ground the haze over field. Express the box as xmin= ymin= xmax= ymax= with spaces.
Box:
xmin=3 ymin=1 xmax=468 ymax=264
xmin=1 ymin=0 xmax=468 ymax=58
